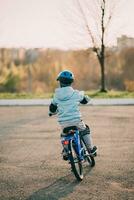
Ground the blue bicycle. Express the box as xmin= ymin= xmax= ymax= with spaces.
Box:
xmin=61 ymin=126 xmax=95 ymax=181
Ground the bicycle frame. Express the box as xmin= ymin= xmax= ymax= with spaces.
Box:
xmin=61 ymin=130 xmax=84 ymax=161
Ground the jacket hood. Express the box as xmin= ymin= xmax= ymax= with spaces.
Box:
xmin=55 ymin=87 xmax=74 ymax=101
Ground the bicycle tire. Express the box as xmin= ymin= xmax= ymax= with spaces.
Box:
xmin=81 ymin=139 xmax=95 ymax=167
xmin=86 ymin=153 xmax=95 ymax=167
xmin=68 ymin=140 xmax=83 ymax=181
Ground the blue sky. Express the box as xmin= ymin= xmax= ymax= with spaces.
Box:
xmin=0 ymin=0 xmax=134 ymax=49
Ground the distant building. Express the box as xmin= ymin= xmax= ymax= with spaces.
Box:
xmin=117 ymin=35 xmax=134 ymax=50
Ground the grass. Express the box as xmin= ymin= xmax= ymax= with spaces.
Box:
xmin=85 ymin=90 xmax=134 ymax=98
xmin=0 ymin=92 xmax=53 ymax=99
xmin=0 ymin=90 xmax=134 ymax=99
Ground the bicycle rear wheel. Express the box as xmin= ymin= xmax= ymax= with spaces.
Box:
xmin=68 ymin=140 xmax=83 ymax=181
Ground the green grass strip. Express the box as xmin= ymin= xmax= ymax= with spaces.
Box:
xmin=0 ymin=90 xmax=134 ymax=99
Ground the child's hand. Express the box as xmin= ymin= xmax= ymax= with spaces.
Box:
xmin=48 ymin=111 xmax=53 ymax=116
xmin=48 ymin=111 xmax=57 ymax=116
xmin=84 ymin=95 xmax=90 ymax=102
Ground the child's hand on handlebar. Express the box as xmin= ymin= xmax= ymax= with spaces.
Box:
xmin=48 ymin=111 xmax=55 ymax=116
xmin=48 ymin=111 xmax=57 ymax=117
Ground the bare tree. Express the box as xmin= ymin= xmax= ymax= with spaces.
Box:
xmin=71 ymin=0 xmax=119 ymax=92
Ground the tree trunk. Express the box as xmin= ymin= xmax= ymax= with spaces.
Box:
xmin=100 ymin=57 xmax=106 ymax=92
xmin=27 ymin=65 xmax=32 ymax=93
xmin=99 ymin=1 xmax=107 ymax=93
xmin=100 ymin=45 xmax=107 ymax=92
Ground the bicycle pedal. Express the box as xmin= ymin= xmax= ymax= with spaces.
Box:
xmin=93 ymin=152 xmax=97 ymax=157
xmin=89 ymin=152 xmax=97 ymax=157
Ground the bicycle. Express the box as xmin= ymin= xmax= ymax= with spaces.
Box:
xmin=61 ymin=126 xmax=95 ymax=181
xmin=49 ymin=112 xmax=95 ymax=181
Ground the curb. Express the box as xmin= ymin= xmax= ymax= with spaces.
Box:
xmin=0 ymin=99 xmax=134 ymax=106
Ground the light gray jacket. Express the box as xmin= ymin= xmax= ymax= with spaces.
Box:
xmin=51 ymin=86 xmax=89 ymax=124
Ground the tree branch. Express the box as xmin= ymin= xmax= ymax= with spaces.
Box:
xmin=75 ymin=0 xmax=97 ymax=48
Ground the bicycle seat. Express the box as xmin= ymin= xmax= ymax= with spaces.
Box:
xmin=63 ymin=126 xmax=78 ymax=134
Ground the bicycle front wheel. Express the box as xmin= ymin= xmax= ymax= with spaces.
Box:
xmin=81 ymin=139 xmax=95 ymax=167
xmin=68 ymin=140 xmax=83 ymax=181
xmin=86 ymin=153 xmax=95 ymax=167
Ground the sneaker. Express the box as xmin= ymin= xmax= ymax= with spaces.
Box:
xmin=90 ymin=146 xmax=97 ymax=156
xmin=62 ymin=149 xmax=68 ymax=161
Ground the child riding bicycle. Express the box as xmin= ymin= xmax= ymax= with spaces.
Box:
xmin=49 ymin=70 xmax=97 ymax=160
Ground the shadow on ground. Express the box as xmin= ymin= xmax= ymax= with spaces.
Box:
xmin=27 ymin=166 xmax=93 ymax=200
xmin=27 ymin=174 xmax=79 ymax=200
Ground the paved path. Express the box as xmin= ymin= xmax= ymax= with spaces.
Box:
xmin=0 ymin=98 xmax=134 ymax=106
xmin=0 ymin=106 xmax=134 ymax=200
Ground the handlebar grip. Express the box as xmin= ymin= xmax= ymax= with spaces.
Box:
xmin=49 ymin=113 xmax=52 ymax=116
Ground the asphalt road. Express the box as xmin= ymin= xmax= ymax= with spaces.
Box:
xmin=0 ymin=106 xmax=134 ymax=200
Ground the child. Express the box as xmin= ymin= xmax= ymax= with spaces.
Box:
xmin=49 ymin=70 xmax=97 ymax=160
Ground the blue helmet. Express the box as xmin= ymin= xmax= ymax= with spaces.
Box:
xmin=57 ymin=70 xmax=74 ymax=85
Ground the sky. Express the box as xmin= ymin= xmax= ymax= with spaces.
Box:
xmin=0 ymin=0 xmax=134 ymax=49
